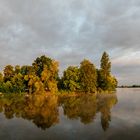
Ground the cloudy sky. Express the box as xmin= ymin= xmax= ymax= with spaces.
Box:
xmin=0 ymin=0 xmax=140 ymax=85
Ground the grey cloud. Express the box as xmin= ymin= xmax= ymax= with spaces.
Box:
xmin=0 ymin=0 xmax=139 ymax=85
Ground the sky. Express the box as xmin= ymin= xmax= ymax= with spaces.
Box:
xmin=0 ymin=0 xmax=140 ymax=85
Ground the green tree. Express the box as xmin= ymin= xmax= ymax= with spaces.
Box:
xmin=21 ymin=65 xmax=34 ymax=75
xmin=101 ymin=52 xmax=111 ymax=79
xmin=98 ymin=52 xmax=118 ymax=91
xmin=80 ymin=59 xmax=97 ymax=93
xmin=2 ymin=81 xmax=13 ymax=93
xmin=11 ymin=73 xmax=25 ymax=93
xmin=61 ymin=66 xmax=80 ymax=91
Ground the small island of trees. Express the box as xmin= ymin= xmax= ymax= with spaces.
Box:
xmin=0 ymin=52 xmax=117 ymax=94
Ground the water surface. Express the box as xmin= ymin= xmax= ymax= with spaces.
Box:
xmin=0 ymin=88 xmax=139 ymax=140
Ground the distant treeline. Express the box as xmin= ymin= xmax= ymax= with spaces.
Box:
xmin=0 ymin=52 xmax=117 ymax=94
xmin=118 ymin=85 xmax=140 ymax=88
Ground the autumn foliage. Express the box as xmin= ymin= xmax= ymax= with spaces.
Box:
xmin=0 ymin=52 xmax=117 ymax=94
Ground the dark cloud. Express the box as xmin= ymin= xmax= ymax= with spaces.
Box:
xmin=0 ymin=0 xmax=139 ymax=85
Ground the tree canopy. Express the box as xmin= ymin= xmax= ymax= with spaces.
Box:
xmin=0 ymin=52 xmax=117 ymax=94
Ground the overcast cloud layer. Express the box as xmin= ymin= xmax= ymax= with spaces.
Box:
xmin=0 ymin=0 xmax=140 ymax=85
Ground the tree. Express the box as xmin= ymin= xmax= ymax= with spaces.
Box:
xmin=0 ymin=72 xmax=3 ymax=83
xmin=0 ymin=73 xmax=4 ymax=92
xmin=80 ymin=59 xmax=97 ymax=93
xmin=40 ymin=60 xmax=59 ymax=93
xmin=15 ymin=65 xmax=21 ymax=74
xmin=11 ymin=73 xmax=25 ymax=93
xmin=100 ymin=52 xmax=111 ymax=79
xmin=2 ymin=81 xmax=13 ymax=93
xmin=3 ymin=65 xmax=14 ymax=82
xmin=32 ymin=55 xmax=52 ymax=77
xmin=106 ymin=76 xmax=118 ymax=91
xmin=98 ymin=52 xmax=118 ymax=91
xmin=0 ymin=53 xmax=117 ymax=94
xmin=61 ymin=66 xmax=81 ymax=91
xmin=32 ymin=55 xmax=59 ymax=93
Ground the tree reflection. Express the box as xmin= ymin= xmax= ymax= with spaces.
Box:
xmin=97 ymin=94 xmax=117 ymax=131
xmin=59 ymin=94 xmax=117 ymax=131
xmin=59 ymin=95 xmax=97 ymax=124
xmin=0 ymin=93 xmax=59 ymax=130
xmin=0 ymin=93 xmax=117 ymax=131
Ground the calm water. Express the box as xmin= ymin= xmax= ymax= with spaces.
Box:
xmin=0 ymin=88 xmax=140 ymax=140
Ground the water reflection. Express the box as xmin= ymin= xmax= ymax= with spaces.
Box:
xmin=97 ymin=94 xmax=118 ymax=131
xmin=0 ymin=93 xmax=117 ymax=131
xmin=59 ymin=94 xmax=118 ymax=131
xmin=0 ymin=94 xmax=59 ymax=130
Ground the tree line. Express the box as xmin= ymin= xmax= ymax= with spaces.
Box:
xmin=0 ymin=52 xmax=117 ymax=94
